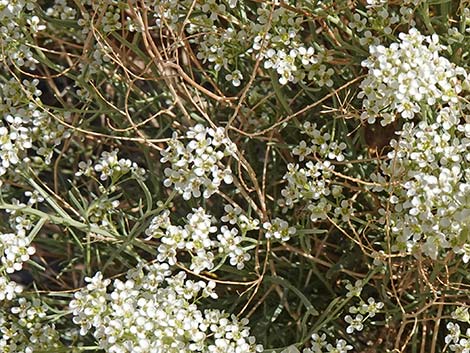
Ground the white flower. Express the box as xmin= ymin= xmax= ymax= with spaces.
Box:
xmin=345 ymin=314 xmax=364 ymax=333
xmin=0 ymin=275 xmax=22 ymax=301
xmin=446 ymin=322 xmax=461 ymax=344
xmin=305 ymin=333 xmax=327 ymax=353
xmin=360 ymin=297 xmax=384 ymax=317
xmin=225 ymin=70 xmax=243 ymax=87
xmin=221 ymin=204 xmax=242 ymax=224
xmin=263 ymin=218 xmax=296 ymax=241
xmin=229 ymin=247 xmax=251 ymax=270
xmin=326 ymin=339 xmax=353 ymax=353
xmin=292 ymin=140 xmax=312 ymax=162
xmin=345 ymin=280 xmax=363 ymax=298
xmin=452 ymin=307 xmax=470 ymax=322
xmin=1 ymin=226 xmax=36 ymax=273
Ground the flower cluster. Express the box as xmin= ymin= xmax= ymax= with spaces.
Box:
xmin=263 ymin=217 xmax=296 ymax=242
xmin=252 ymin=5 xmax=334 ymax=86
xmin=348 ymin=1 xmax=421 ymax=47
xmin=45 ymin=0 xmax=77 ymax=20
xmin=258 ymin=45 xmax=333 ymax=87
xmin=345 ymin=297 xmax=384 ymax=334
xmin=0 ymin=276 xmax=22 ymax=301
xmin=0 ymin=0 xmax=42 ymax=70
xmin=1 ymin=208 xmax=39 ymax=274
xmin=221 ymin=204 xmax=260 ymax=234
xmin=376 ymin=121 xmax=470 ymax=260
xmin=0 ymin=79 xmax=70 ymax=179
xmin=445 ymin=307 xmax=470 ymax=352
xmin=180 ymin=1 xmax=250 ymax=86
xmin=76 ymin=149 xmax=146 ymax=182
xmin=280 ymin=161 xmax=335 ymax=222
xmin=86 ymin=195 xmax=121 ymax=228
xmin=152 ymin=207 xmax=218 ymax=273
xmin=280 ymin=122 xmax=352 ymax=222
xmin=303 ymin=334 xmax=352 ymax=353
xmin=161 ymin=124 xmax=236 ymax=200
xmin=195 ymin=24 xmax=249 ymax=74
xmin=151 ymin=0 xmax=184 ymax=28
xmin=359 ymin=28 xmax=469 ymax=125
xmin=74 ymin=150 xmax=146 ymax=234
xmin=0 ymin=227 xmax=35 ymax=274
xmin=0 ymin=297 xmax=63 ymax=352
xmin=294 ymin=122 xmax=347 ymax=162
xmin=186 ymin=0 xmax=335 ymax=87
xmin=0 ymin=198 xmax=42 ymax=303
xmin=70 ymin=265 xmax=263 ymax=353
xmin=0 ymin=116 xmax=31 ymax=176
xmin=146 ymin=207 xmax=255 ymax=273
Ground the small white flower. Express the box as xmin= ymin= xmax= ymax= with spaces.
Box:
xmin=221 ymin=204 xmax=242 ymax=224
xmin=263 ymin=218 xmax=296 ymax=241
xmin=345 ymin=280 xmax=363 ymax=298
xmin=361 ymin=297 xmax=384 ymax=317
xmin=0 ymin=276 xmax=22 ymax=301
xmin=292 ymin=141 xmax=312 ymax=162
xmin=326 ymin=339 xmax=353 ymax=353
xmin=345 ymin=314 xmax=364 ymax=333
xmin=225 ymin=70 xmax=243 ymax=87
xmin=446 ymin=322 xmax=461 ymax=344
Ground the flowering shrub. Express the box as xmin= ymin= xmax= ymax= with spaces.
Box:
xmin=161 ymin=124 xmax=237 ymax=200
xmin=1 ymin=1 xmax=469 ymax=352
